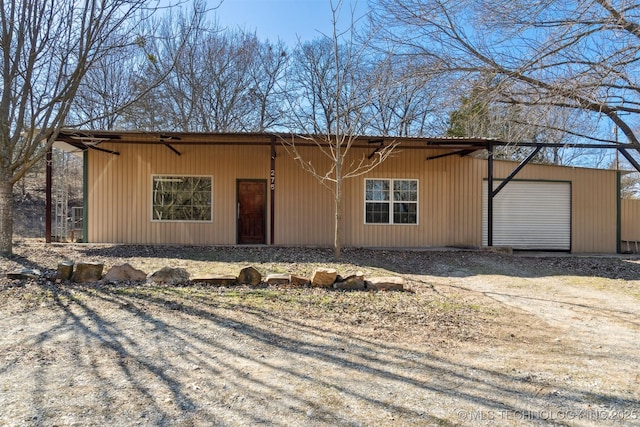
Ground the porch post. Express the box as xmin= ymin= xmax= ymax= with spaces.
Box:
xmin=45 ymin=148 xmax=52 ymax=243
xmin=270 ymin=138 xmax=276 ymax=245
xmin=487 ymin=142 xmax=494 ymax=247
xmin=617 ymin=170 xmax=622 ymax=254
xmin=83 ymin=151 xmax=88 ymax=243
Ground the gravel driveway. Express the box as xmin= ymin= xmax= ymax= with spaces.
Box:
xmin=1 ymin=243 xmax=639 ymax=426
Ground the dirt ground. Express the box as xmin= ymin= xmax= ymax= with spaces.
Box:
xmin=1 ymin=241 xmax=639 ymax=426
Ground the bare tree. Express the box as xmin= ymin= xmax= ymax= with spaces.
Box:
xmin=289 ymin=38 xmax=342 ymax=134
xmin=130 ymin=16 xmax=287 ymax=133
xmin=375 ymin=0 xmax=640 ymax=159
xmin=621 ymin=171 xmax=640 ymax=198
xmin=104 ymin=8 xmax=212 ymax=132
xmin=69 ymin=41 xmax=150 ymax=130
xmin=247 ymin=40 xmax=290 ymax=131
xmin=0 ymin=0 xmax=203 ymax=255
xmin=282 ymin=0 xmax=399 ymax=258
xmin=445 ymin=76 xmax=598 ymax=164
xmin=178 ymin=27 xmax=256 ymax=131
xmin=364 ymin=54 xmax=445 ymax=136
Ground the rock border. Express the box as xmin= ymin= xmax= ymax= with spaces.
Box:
xmin=4 ymin=262 xmax=405 ymax=291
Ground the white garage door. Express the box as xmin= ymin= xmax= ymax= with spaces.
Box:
xmin=482 ymin=180 xmax=571 ymax=250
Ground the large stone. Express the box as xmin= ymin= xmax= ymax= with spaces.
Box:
xmin=265 ymin=273 xmax=289 ymax=286
xmin=7 ymin=268 xmax=42 ymax=280
xmin=289 ymin=274 xmax=310 ymax=287
xmin=72 ymin=262 xmax=104 ymax=283
xmin=103 ymin=263 xmax=147 ymax=283
xmin=191 ymin=275 xmax=237 ymax=286
xmin=333 ymin=274 xmax=365 ymax=290
xmin=311 ymin=268 xmax=337 ymax=288
xmin=147 ymin=267 xmax=190 ymax=286
xmin=366 ymin=276 xmax=404 ymax=291
xmin=237 ymin=266 xmax=262 ymax=286
xmin=55 ymin=261 xmax=74 ymax=281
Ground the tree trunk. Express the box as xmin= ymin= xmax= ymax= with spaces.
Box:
xmin=0 ymin=178 xmax=14 ymax=256
xmin=334 ymin=168 xmax=343 ymax=260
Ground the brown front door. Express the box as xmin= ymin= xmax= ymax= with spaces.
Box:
xmin=237 ymin=180 xmax=266 ymax=244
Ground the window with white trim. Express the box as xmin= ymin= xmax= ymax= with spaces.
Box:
xmin=152 ymin=175 xmax=212 ymax=221
xmin=365 ymin=179 xmax=418 ymax=224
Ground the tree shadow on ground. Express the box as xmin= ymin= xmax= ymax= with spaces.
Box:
xmin=1 ymin=282 xmax=638 ymax=426
xmin=0 ymin=253 xmax=47 ymax=272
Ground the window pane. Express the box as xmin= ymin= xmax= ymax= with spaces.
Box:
xmin=153 ymin=206 xmax=171 ymax=220
xmin=394 ymin=180 xmax=417 ymax=201
xmin=152 ymin=176 xmax=212 ymax=221
xmin=194 ymin=206 xmax=212 ymax=221
xmin=393 ymin=202 xmax=417 ymax=224
xmin=366 ymin=202 xmax=389 ymax=223
xmin=366 ymin=180 xmax=389 ymax=201
xmin=174 ymin=206 xmax=192 ymax=220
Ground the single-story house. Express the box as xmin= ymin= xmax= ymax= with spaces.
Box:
xmin=51 ymin=131 xmax=622 ymax=253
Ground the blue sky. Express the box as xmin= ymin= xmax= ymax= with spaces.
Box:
xmin=212 ymin=0 xmax=368 ymax=45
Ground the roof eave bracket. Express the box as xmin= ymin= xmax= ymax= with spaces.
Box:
xmin=426 ymin=149 xmax=477 ymax=161
xmin=491 ymin=146 xmax=542 ymax=197
xmin=87 ymin=145 xmax=120 ymax=156
xmin=162 ymin=143 xmax=181 ymax=156
xmin=367 ymin=139 xmax=385 ymax=159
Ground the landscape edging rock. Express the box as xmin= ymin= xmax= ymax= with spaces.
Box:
xmin=43 ymin=261 xmax=405 ymax=291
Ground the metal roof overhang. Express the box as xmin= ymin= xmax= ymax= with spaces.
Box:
xmin=52 ymin=129 xmax=498 ymax=154
xmin=53 ymin=129 xmax=634 ymax=154
xmin=47 ymin=129 xmax=636 ymax=251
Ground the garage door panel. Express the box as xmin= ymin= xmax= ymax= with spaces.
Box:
xmin=482 ymin=181 xmax=571 ymax=250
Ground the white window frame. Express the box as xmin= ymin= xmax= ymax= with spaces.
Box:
xmin=151 ymin=175 xmax=213 ymax=223
xmin=364 ymin=178 xmax=419 ymax=225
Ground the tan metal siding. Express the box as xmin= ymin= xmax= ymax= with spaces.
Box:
xmin=621 ymin=198 xmax=640 ymax=242
xmin=88 ymin=144 xmax=271 ymax=244
xmin=489 ymin=161 xmax=617 ymax=253
xmin=342 ymin=148 xmax=425 ymax=247
xmin=339 ymin=148 xmax=463 ymax=248
xmin=274 ymin=146 xmax=334 ymax=245
xmin=447 ymin=157 xmax=484 ymax=247
xmin=86 ymin=143 xmax=618 ymax=252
